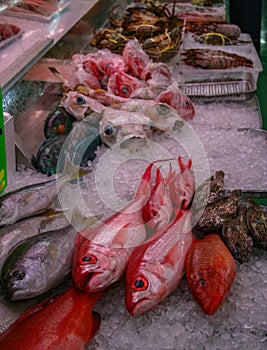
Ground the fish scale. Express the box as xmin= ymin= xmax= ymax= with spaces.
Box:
xmin=185 ymin=234 xmax=236 ymax=315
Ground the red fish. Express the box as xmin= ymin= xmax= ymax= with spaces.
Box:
xmin=185 ymin=234 xmax=236 ymax=315
xmin=72 ymin=171 xmax=149 ymax=293
xmin=0 ymin=285 xmax=104 ymax=350
xmin=125 ymin=209 xmax=193 ymax=316
xmin=155 ymin=82 xmax=195 ymax=120
xmin=168 ymin=156 xmax=195 ymax=212
xmin=140 ymin=161 xmax=174 ymax=233
xmin=122 ymin=39 xmax=151 ymax=78
xmin=107 ymin=71 xmax=147 ymax=98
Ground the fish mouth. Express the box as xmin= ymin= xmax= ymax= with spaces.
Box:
xmin=127 ymin=297 xmax=150 ymax=317
xmin=74 ymin=271 xmax=94 ymax=291
xmin=120 ymin=137 xmax=147 ymax=149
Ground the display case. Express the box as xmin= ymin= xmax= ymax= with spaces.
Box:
xmin=0 ymin=1 xmax=266 ymax=350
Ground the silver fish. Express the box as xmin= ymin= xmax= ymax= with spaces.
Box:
xmin=0 ymin=166 xmax=89 ymax=226
xmin=1 ymin=226 xmax=77 ymax=300
xmin=0 ymin=210 xmax=72 ymax=275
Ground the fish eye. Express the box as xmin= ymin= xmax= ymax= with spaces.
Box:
xmin=80 ymin=254 xmax=97 ymax=265
xmin=121 ymin=87 xmax=129 ymax=95
xmin=199 ymin=279 xmax=207 ymax=287
xmin=104 ymin=124 xmax=115 ymax=136
xmin=131 ymin=276 xmax=148 ymax=291
xmin=151 ymin=209 xmax=158 ymax=217
xmin=12 ymin=270 xmax=25 ymax=280
xmin=76 ymin=95 xmax=86 ymax=105
xmin=158 ymin=104 xmax=169 ymax=114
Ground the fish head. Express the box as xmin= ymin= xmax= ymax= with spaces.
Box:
xmin=156 ymin=87 xmax=195 ymax=120
xmin=99 ymin=108 xmax=153 ymax=148
xmin=187 ymin=264 xmax=236 ymax=315
xmin=1 ymin=258 xmax=46 ymax=300
xmin=72 ymin=242 xmax=127 ymax=293
xmin=125 ymin=260 xmax=167 ymax=316
xmin=62 ymin=91 xmax=90 ymax=120
xmin=0 ymin=199 xmax=18 ymax=226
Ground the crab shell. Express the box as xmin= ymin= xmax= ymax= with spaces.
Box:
xmin=99 ymin=107 xmax=153 ymax=148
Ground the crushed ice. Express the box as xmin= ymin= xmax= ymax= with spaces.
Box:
xmin=3 ymin=99 xmax=267 ymax=349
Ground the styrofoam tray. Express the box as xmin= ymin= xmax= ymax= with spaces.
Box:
xmin=0 ymin=29 xmax=23 ymax=51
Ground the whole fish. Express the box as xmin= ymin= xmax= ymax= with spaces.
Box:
xmin=0 ymin=210 xmax=71 ymax=275
xmin=155 ymin=82 xmax=195 ymax=120
xmin=0 ymin=285 xmax=103 ymax=350
xmin=125 ymin=210 xmax=193 ymax=316
xmin=185 ymin=233 xmax=236 ymax=315
xmin=72 ymin=195 xmax=147 ymax=293
xmin=1 ymin=226 xmax=77 ymax=300
xmin=139 ymin=160 xmax=174 ymax=233
xmin=71 ymin=159 xmax=160 ymax=293
xmin=0 ymin=208 xmax=97 ymax=276
xmin=0 ymin=165 xmax=88 ymax=227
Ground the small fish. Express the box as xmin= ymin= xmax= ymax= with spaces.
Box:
xmin=185 ymin=234 xmax=236 ymax=315
xmin=0 ymin=163 xmax=89 ymax=226
xmin=0 ymin=285 xmax=104 ymax=350
xmin=125 ymin=210 xmax=193 ymax=316
xmin=1 ymin=226 xmax=77 ymax=300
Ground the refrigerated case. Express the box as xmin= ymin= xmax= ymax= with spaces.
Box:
xmin=0 ymin=1 xmax=266 ymax=349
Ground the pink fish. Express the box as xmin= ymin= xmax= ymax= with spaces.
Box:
xmin=96 ymin=49 xmax=128 ymax=77
xmin=140 ymin=61 xmax=172 ymax=92
xmin=168 ymin=156 xmax=195 ymax=212
xmin=71 ymin=162 xmax=154 ymax=293
xmin=140 ymin=162 xmax=174 ymax=233
xmin=125 ymin=209 xmax=193 ymax=316
xmin=107 ymin=71 xmax=148 ymax=98
xmin=185 ymin=234 xmax=236 ymax=315
xmin=70 ymin=53 xmax=102 ymax=90
xmin=155 ymin=82 xmax=195 ymax=120
xmin=123 ymin=39 xmax=151 ymax=78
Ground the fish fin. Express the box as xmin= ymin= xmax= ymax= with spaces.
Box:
xmin=60 ymin=153 xmax=91 ymax=182
xmin=13 ymin=295 xmax=57 ymax=324
xmin=71 ymin=207 xmax=102 ymax=230
xmin=112 ymin=222 xmax=132 ymax=246
xmin=22 ymin=192 xmax=35 ymax=205
xmin=87 ymin=311 xmax=101 ymax=342
xmin=163 ymin=241 xmax=182 ymax=267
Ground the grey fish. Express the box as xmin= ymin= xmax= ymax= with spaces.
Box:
xmin=0 ymin=165 xmax=89 ymax=227
xmin=0 ymin=210 xmax=71 ymax=275
xmin=1 ymin=226 xmax=77 ymax=300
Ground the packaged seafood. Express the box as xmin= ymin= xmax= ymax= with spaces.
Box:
xmin=3 ymin=0 xmax=71 ymax=22
xmin=171 ymin=30 xmax=262 ymax=101
xmin=0 ymin=22 xmax=22 ymax=51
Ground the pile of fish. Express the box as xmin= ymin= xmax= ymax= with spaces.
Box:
xmin=1 ymin=152 xmax=266 ymax=349
xmin=32 ymin=39 xmax=195 ymax=175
